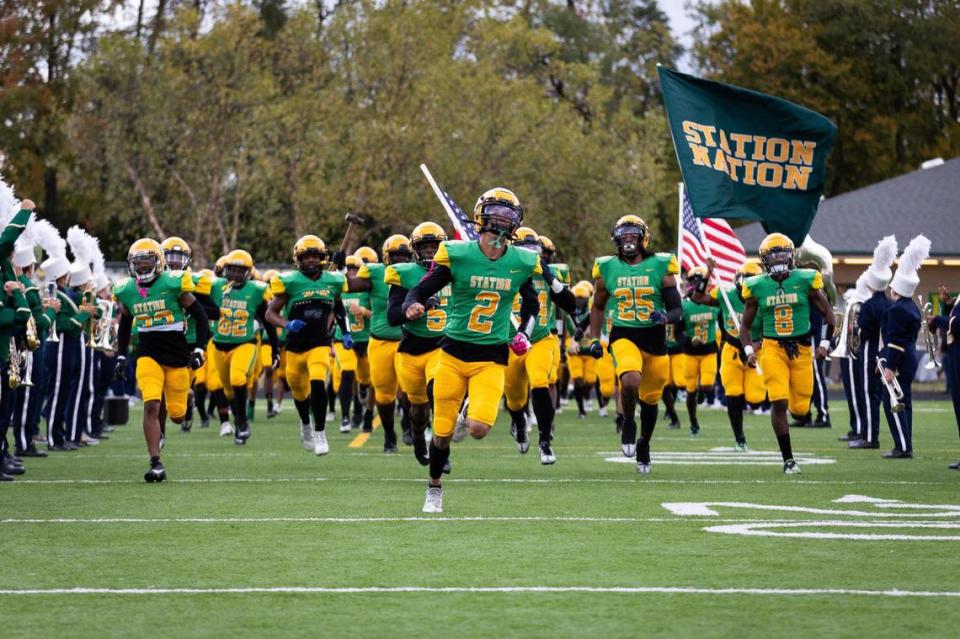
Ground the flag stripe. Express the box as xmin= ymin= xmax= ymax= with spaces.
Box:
xmin=679 ymin=185 xmax=746 ymax=286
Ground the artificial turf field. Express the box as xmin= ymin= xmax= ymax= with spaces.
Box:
xmin=3 ymin=398 xmax=960 ymax=638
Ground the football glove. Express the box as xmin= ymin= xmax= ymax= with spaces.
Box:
xmin=342 ymin=333 xmax=355 ymax=350
xmin=510 ymin=332 xmax=531 ymax=356
xmin=286 ymin=319 xmax=306 ymax=334
xmin=330 ymin=250 xmax=346 ymax=270
xmin=114 ymin=355 xmax=127 ymax=381
xmin=649 ymin=310 xmax=667 ymax=325
xmin=588 ymin=339 xmax=604 ymax=359
xmin=190 ymin=347 xmax=205 ymax=370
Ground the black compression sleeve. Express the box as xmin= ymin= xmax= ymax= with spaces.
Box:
xmin=518 ymin=278 xmax=539 ymax=334
xmin=118 ymin=312 xmax=133 ymax=356
xmin=403 ymin=265 xmax=452 ymax=311
xmin=185 ymin=299 xmax=210 ymax=347
xmin=196 ymin=292 xmax=220 ymax=320
xmin=255 ymin=301 xmax=278 ymax=351
xmin=549 ymin=287 xmax=578 ymax=315
xmin=387 ymin=285 xmax=409 ymax=326
xmin=663 ymin=286 xmax=682 ymax=324
xmin=333 ymin=297 xmax=348 ymax=335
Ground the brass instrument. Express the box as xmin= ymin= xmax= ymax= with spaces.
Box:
xmin=877 ymin=357 xmax=905 ymax=413
xmin=25 ymin=315 xmax=40 ymax=351
xmin=829 ymin=301 xmax=861 ymax=360
xmin=43 ymin=283 xmax=60 ymax=343
xmin=92 ymin=299 xmax=118 ymax=352
xmin=918 ymin=296 xmax=941 ymax=370
xmin=7 ymin=337 xmax=21 ymax=389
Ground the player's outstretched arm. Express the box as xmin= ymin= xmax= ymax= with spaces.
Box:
xmin=402 ymin=265 xmax=452 ymax=320
xmin=589 ymin=277 xmax=609 ymax=340
xmin=180 ymin=292 xmax=210 ymax=347
xmin=809 ymin=288 xmax=835 ymax=360
xmin=387 ymin=285 xmax=409 ymax=326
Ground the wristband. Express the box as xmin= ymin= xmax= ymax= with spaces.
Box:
xmin=550 ymin=279 xmax=564 ymax=294
xmin=743 ymin=345 xmax=755 ymax=357
xmin=819 ymin=339 xmax=831 ymax=350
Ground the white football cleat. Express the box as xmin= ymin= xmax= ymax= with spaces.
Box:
xmin=219 ymin=422 xmax=233 ymax=437
xmin=636 ymin=461 xmax=651 ymax=474
xmin=325 ymin=412 xmax=335 ymax=423
xmin=539 ymin=443 xmax=556 ymax=465
xmin=452 ymin=399 xmax=469 ymax=443
xmin=598 ymin=406 xmax=608 ymax=418
xmin=313 ymin=430 xmax=329 ymax=456
xmin=783 ymin=459 xmax=801 ymax=474
xmin=300 ymin=422 xmax=313 ymax=450
xmin=621 ymin=443 xmax=636 ymax=458
xmin=422 ymin=485 xmax=443 ymax=513
xmin=585 ymin=399 xmax=594 ymax=413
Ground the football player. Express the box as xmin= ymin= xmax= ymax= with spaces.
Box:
xmin=740 ymin=233 xmax=835 ymax=474
xmin=114 ymin=239 xmax=209 ymax=481
xmin=589 ymin=215 xmax=682 ymax=474
xmin=332 ymin=256 xmax=372 ymax=432
xmin=402 ymin=188 xmax=564 ymax=512
xmin=679 ymin=266 xmax=720 ymax=437
xmin=267 ymin=236 xmax=350 ymax=455
xmin=209 ymin=250 xmax=278 ymax=445
xmin=566 ymin=283 xmax=596 ymax=420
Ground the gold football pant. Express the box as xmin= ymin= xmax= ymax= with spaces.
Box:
xmin=368 ymin=337 xmax=400 ymax=404
xmin=760 ymin=341 xmax=813 ymax=415
xmin=204 ymin=340 xmax=223 ymax=392
xmin=609 ymin=338 xmax=669 ymax=404
xmin=504 ymin=334 xmax=558 ymax=411
xmin=667 ymin=353 xmax=685 ymax=387
xmin=285 ymin=346 xmax=332 ymax=403
xmin=567 ymin=354 xmax=597 ymax=385
xmin=684 ymin=352 xmax=718 ymax=393
xmin=137 ymin=356 xmax=190 ymax=420
xmin=213 ymin=343 xmax=259 ymax=398
xmin=432 ymin=351 xmax=504 ymax=437
xmin=396 ymin=349 xmax=442 ymax=405
xmin=596 ymin=347 xmax=615 ymax=399
xmin=720 ymin=342 xmax=766 ymax=404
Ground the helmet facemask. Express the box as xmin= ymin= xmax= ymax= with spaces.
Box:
xmin=386 ymin=248 xmax=413 ymax=265
xmin=225 ymin=264 xmax=250 ymax=286
xmin=762 ymin=247 xmax=794 ymax=282
xmin=164 ymin=249 xmax=190 ymax=274
xmin=297 ymin=248 xmax=325 ymax=276
xmin=614 ymin=223 xmax=646 ymax=259
xmin=478 ymin=202 xmax=523 ymax=247
xmin=129 ymin=252 xmax=161 ymax=285
xmin=412 ymin=240 xmax=440 ymax=267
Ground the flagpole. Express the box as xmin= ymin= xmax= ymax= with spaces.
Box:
xmin=419 ymin=163 xmax=461 ymax=234
xmin=676 ymin=182 xmax=685 ymax=265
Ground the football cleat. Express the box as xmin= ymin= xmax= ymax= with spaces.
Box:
xmin=325 ymin=411 xmax=335 ymax=423
xmin=636 ymin=461 xmax=651 ymax=475
xmin=452 ymin=400 xmax=469 ymax=442
xmin=422 ymin=485 xmax=443 ymax=514
xmin=383 ymin=443 xmax=398 ymax=454
xmin=234 ymin=426 xmax=251 ymax=445
xmin=413 ymin=435 xmax=429 ymax=466
xmin=300 ymin=422 xmax=314 ymax=450
xmin=783 ymin=459 xmax=801 ymax=474
xmin=313 ymin=430 xmax=329 ymax=456
xmin=598 ymin=406 xmax=608 ymax=418
xmin=539 ymin=443 xmax=556 ymax=465
xmin=199 ymin=419 xmax=210 ymax=429
xmin=339 ymin=417 xmax=351 ymax=434
xmin=735 ymin=441 xmax=749 ymax=453
xmin=402 ymin=430 xmax=414 ymax=446
xmin=219 ymin=421 xmax=233 ymax=437
xmin=181 ymin=418 xmax=192 ymax=433
xmin=442 ymin=459 xmax=452 ymax=474
xmin=267 ymin=407 xmax=279 ymax=419
xmin=621 ymin=443 xmax=636 ymax=458
xmin=144 ymin=461 xmax=166 ymax=483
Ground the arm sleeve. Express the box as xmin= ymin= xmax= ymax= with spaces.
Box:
xmin=185 ymin=299 xmax=210 ymax=348
xmin=0 ymin=210 xmax=30 ymax=259
xmin=548 ymin=286 xmax=578 ymax=315
xmin=333 ymin=297 xmax=348 ymax=336
xmin=402 ymin=265 xmax=452 ymax=311
xmin=387 ymin=285 xmax=409 ymax=327
xmin=0 ymin=305 xmax=15 ymax=329
xmin=195 ymin=292 xmax=220 ymax=320
xmin=518 ymin=278 xmax=539 ymax=335
xmin=880 ymin=306 xmax=912 ymax=369
xmin=117 ymin=312 xmax=133 ymax=356
xmin=254 ymin=301 xmax=277 ymax=352
xmin=663 ymin=285 xmax=682 ymax=324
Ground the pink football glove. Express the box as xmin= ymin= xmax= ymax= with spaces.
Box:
xmin=510 ymin=332 xmax=531 ymax=356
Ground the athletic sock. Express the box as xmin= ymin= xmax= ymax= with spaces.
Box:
xmin=338 ymin=371 xmax=355 ymax=419
xmin=776 ymin=433 xmax=794 ymax=462
xmin=573 ymin=384 xmax=585 ymax=414
xmin=428 ymin=441 xmax=450 ymax=480
xmin=508 ymin=408 xmax=526 ymax=436
xmin=531 ymin=387 xmax=554 ymax=444
xmin=621 ymin=418 xmax=637 ymax=445
xmin=378 ymin=402 xmax=396 ymax=446
xmin=195 ymin=386 xmax=208 ymax=421
xmin=726 ymin=395 xmax=746 ymax=443
xmin=310 ymin=380 xmax=328 ymax=431
xmin=637 ymin=401 xmax=657 ymax=459
xmin=150 ymin=456 xmax=161 ymax=467
xmin=295 ymin=398 xmax=312 ymax=425
xmin=266 ymin=393 xmax=274 ymax=414
xmin=232 ymin=386 xmax=248 ymax=429
xmin=326 ymin=379 xmax=336 ymax=417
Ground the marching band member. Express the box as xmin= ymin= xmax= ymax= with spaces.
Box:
xmin=930 ymin=286 xmax=960 ymax=469
xmin=837 ymin=274 xmax=870 ymax=446
xmin=878 ymin=235 xmax=931 ymax=459
xmin=850 ymin=236 xmax=898 ymax=449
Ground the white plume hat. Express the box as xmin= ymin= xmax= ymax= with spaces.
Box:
xmin=890 ymin=235 xmax=932 ymax=298
xmin=865 ymin=235 xmax=898 ymax=291
xmin=35 ymin=219 xmax=70 ymax=281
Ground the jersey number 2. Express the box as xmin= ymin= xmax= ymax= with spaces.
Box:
xmin=468 ymin=292 xmax=500 ymax=334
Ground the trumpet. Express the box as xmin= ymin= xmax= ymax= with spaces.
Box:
xmin=918 ymin=296 xmax=941 ymax=370
xmin=92 ymin=299 xmax=118 ymax=352
xmin=8 ymin=337 xmax=21 ymax=389
xmin=43 ymin=283 xmax=60 ymax=343
xmin=877 ymin=357 xmax=905 ymax=413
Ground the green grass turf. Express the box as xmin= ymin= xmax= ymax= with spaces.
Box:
xmin=3 ymin=397 xmax=960 ymax=638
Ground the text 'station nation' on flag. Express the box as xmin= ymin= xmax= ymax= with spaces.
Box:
xmin=658 ymin=66 xmax=838 ymax=246
xmin=678 ymin=184 xmax=745 ymax=286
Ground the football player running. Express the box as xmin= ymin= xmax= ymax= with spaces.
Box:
xmin=114 ymin=239 xmax=210 ymax=482
xmin=739 ymin=233 xmax=835 ymax=474
xmin=679 ymin=266 xmax=720 ymax=437
xmin=403 ymin=188 xmax=566 ymax=512
xmin=267 ymin=236 xmax=350 ymax=455
xmin=589 ymin=215 xmax=682 ymax=474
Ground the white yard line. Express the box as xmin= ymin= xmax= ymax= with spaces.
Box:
xmin=0 ymin=516 xmax=827 ymax=525
xmin=1 ymin=586 xmax=958 ymax=597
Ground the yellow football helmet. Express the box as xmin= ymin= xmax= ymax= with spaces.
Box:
xmin=473 ymin=187 xmax=524 ymax=237
xmin=261 ymin=268 xmax=280 ymax=283
xmin=539 ymin=235 xmax=556 ymax=256
xmin=612 ymin=215 xmax=649 ymax=258
xmin=127 ymin=238 xmax=165 ymax=283
xmin=758 ymin=233 xmax=795 ymax=279
xmin=160 ymin=236 xmax=191 ymax=273
xmin=345 ymin=255 xmax=363 ymax=269
xmin=196 ymin=268 xmax=215 ymax=281
xmin=293 ymin=235 xmax=327 ymax=275
xmin=223 ymin=249 xmax=253 ymax=283
xmin=738 ymin=259 xmax=763 ymax=277
xmin=382 ymin=234 xmax=412 ymax=265
xmin=214 ymin=255 xmax=228 ymax=277
xmin=572 ymin=282 xmax=592 ymax=299
xmin=513 ymin=226 xmax=542 ymax=254
xmin=410 ymin=222 xmax=447 ymax=265
xmin=353 ymin=246 xmax=379 ymax=264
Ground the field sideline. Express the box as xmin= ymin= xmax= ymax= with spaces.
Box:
xmin=3 ymin=399 xmax=960 ymax=637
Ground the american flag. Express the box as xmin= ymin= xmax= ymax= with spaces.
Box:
xmin=420 ymin=164 xmax=478 ymax=241
xmin=679 ymin=184 xmax=746 ymax=285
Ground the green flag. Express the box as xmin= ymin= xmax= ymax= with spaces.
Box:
xmin=658 ymin=66 xmax=837 ymax=246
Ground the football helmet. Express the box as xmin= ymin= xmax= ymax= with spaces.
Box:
xmin=735 ymin=259 xmax=763 ymax=289
xmin=759 ymin=233 xmax=795 ymax=280
xmin=345 ymin=255 xmax=363 ymax=270
xmin=410 ymin=222 xmax=447 ymax=265
xmin=160 ymin=236 xmax=191 ymax=273
xmin=473 ymin=187 xmax=523 ymax=238
xmin=539 ymin=234 xmax=556 ymax=259
xmin=214 ymin=255 xmax=228 ymax=277
xmin=513 ymin=227 xmax=542 ymax=254
xmin=612 ymin=215 xmax=649 ymax=258
xmin=261 ymin=268 xmax=280 ymax=283
xmin=293 ymin=235 xmax=327 ymax=276
xmin=353 ymin=246 xmax=379 ymax=264
xmin=686 ymin=265 xmax=709 ymax=292
xmin=575 ymin=280 xmax=594 ymax=296
xmin=127 ymin=238 xmax=165 ymax=284
xmin=382 ymin=234 xmax=412 ymax=265
xmin=223 ymin=249 xmax=254 ymax=284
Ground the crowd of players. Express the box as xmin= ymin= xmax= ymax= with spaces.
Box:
xmin=1 ymin=187 xmax=956 ymax=514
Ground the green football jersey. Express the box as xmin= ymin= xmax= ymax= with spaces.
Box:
xmin=434 ymin=240 xmax=540 ymax=345
xmin=742 ymin=269 xmax=822 ymax=339
xmin=211 ymin=279 xmax=269 ymax=344
xmin=512 ymin=274 xmax=553 ymax=343
xmin=113 ymin=271 xmax=194 ymax=332
xmin=682 ymin=299 xmax=719 ymax=345
xmin=337 ymin=290 xmax=371 ymax=342
xmin=385 ymin=261 xmax=451 ymax=340
xmin=551 ymin=263 xmax=571 ymax=286
xmin=271 ymin=270 xmax=345 ymax=350
xmin=359 ymin=262 xmax=402 ymax=341
xmin=593 ymin=253 xmax=679 ymax=329
xmin=665 ymin=322 xmax=679 ymax=349
xmin=184 ymin=270 xmax=213 ymax=344
xmin=710 ymin=286 xmax=762 ymax=341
